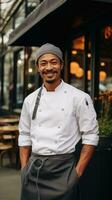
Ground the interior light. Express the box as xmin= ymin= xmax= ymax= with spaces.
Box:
xmin=87 ymin=53 xmax=91 ymax=58
xmin=70 ymin=61 xmax=84 ymax=78
xmin=87 ymin=70 xmax=91 ymax=80
xmin=100 ymin=62 xmax=106 ymax=67
xmin=104 ymin=26 xmax=112 ymax=39
xmin=70 ymin=61 xmax=80 ymax=74
xmin=75 ymin=67 xmax=84 ymax=78
xmin=71 ymin=50 xmax=77 ymax=55
xmin=18 ymin=59 xmax=22 ymax=65
xmin=28 ymin=68 xmax=33 ymax=73
xmin=99 ymin=71 xmax=107 ymax=81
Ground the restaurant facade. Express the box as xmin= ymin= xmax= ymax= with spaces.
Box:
xmin=0 ymin=1 xmax=112 ymax=199
xmin=0 ymin=0 xmax=112 ymax=119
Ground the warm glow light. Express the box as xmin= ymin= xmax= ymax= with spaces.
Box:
xmin=99 ymin=71 xmax=107 ymax=81
xmin=104 ymin=26 xmax=112 ymax=39
xmin=28 ymin=68 xmax=33 ymax=73
xmin=87 ymin=53 xmax=91 ymax=58
xmin=70 ymin=61 xmax=80 ymax=74
xmin=87 ymin=70 xmax=91 ymax=80
xmin=70 ymin=61 xmax=84 ymax=78
xmin=17 ymin=59 xmax=22 ymax=65
xmin=71 ymin=50 xmax=77 ymax=55
xmin=28 ymin=83 xmax=33 ymax=88
xmin=76 ymin=67 xmax=84 ymax=78
xmin=72 ymin=36 xmax=85 ymax=50
xmin=100 ymin=62 xmax=106 ymax=67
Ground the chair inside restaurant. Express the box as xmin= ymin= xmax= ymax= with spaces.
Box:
xmin=0 ymin=132 xmax=17 ymax=167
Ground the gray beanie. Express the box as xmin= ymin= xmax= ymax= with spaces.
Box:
xmin=35 ymin=43 xmax=63 ymax=64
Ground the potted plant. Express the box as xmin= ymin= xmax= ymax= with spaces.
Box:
xmin=97 ymin=91 xmax=112 ymax=150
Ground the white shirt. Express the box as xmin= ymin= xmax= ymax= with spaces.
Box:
xmin=18 ymin=80 xmax=99 ymax=155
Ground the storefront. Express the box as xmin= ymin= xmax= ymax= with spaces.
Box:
xmin=1 ymin=0 xmax=112 ymax=118
xmin=0 ymin=1 xmax=112 ymax=198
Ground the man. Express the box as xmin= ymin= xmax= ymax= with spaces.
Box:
xmin=18 ymin=43 xmax=99 ymax=200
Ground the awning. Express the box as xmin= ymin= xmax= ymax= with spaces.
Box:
xmin=8 ymin=0 xmax=112 ymax=47
xmin=93 ymin=0 xmax=112 ymax=2
xmin=8 ymin=0 xmax=68 ymax=46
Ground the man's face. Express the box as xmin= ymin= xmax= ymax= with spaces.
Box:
xmin=37 ymin=54 xmax=63 ymax=84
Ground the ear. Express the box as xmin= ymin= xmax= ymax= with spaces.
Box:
xmin=60 ymin=61 xmax=64 ymax=70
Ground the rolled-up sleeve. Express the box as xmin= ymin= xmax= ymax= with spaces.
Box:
xmin=18 ymin=99 xmax=32 ymax=146
xmin=77 ymin=95 xmax=99 ymax=146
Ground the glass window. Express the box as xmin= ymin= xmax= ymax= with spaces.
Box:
xmin=16 ymin=50 xmax=24 ymax=105
xmin=98 ymin=25 xmax=112 ymax=118
xmin=14 ymin=2 xmax=25 ymax=28
xmin=27 ymin=47 xmax=40 ymax=94
xmin=69 ymin=36 xmax=85 ymax=91
xmin=3 ymin=19 xmax=13 ymax=47
xmin=27 ymin=0 xmax=40 ymax=14
xmin=86 ymin=37 xmax=92 ymax=95
xmin=3 ymin=51 xmax=13 ymax=108
xmin=0 ymin=33 xmax=2 ymax=47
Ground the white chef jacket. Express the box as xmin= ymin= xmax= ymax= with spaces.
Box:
xmin=18 ymin=80 xmax=99 ymax=155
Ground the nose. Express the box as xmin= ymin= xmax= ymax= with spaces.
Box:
xmin=46 ymin=61 xmax=53 ymax=70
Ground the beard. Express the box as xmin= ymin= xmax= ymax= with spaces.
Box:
xmin=45 ymin=79 xmax=56 ymax=83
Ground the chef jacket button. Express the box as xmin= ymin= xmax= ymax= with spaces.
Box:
xmin=61 ymin=108 xmax=64 ymax=111
xmin=64 ymin=90 xmax=67 ymax=93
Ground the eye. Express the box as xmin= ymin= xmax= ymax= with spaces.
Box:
xmin=39 ymin=62 xmax=47 ymax=67
xmin=51 ymin=60 xmax=59 ymax=65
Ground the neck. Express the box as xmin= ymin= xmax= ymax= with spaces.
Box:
xmin=44 ymin=79 xmax=61 ymax=91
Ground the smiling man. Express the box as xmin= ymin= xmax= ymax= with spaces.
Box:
xmin=18 ymin=43 xmax=99 ymax=200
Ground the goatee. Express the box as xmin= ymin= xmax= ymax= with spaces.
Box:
xmin=45 ymin=79 xmax=55 ymax=83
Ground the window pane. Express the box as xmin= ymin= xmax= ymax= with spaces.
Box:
xmin=16 ymin=50 xmax=24 ymax=105
xmin=3 ymin=51 xmax=13 ymax=108
xmin=69 ymin=36 xmax=85 ymax=91
xmin=3 ymin=19 xmax=13 ymax=47
xmin=27 ymin=47 xmax=39 ymax=94
xmin=14 ymin=2 xmax=25 ymax=28
xmin=99 ymin=25 xmax=112 ymax=117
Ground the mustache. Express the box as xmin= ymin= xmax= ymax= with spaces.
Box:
xmin=41 ymin=69 xmax=58 ymax=74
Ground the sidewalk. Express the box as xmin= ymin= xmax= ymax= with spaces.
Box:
xmin=0 ymin=163 xmax=21 ymax=200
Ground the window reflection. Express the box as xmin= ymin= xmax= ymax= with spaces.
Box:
xmin=3 ymin=51 xmax=13 ymax=108
xmin=99 ymin=25 xmax=112 ymax=93
xmin=27 ymin=0 xmax=40 ymax=14
xmin=98 ymin=25 xmax=112 ymax=117
xmin=69 ymin=36 xmax=85 ymax=91
xmin=3 ymin=19 xmax=13 ymax=46
xmin=14 ymin=2 xmax=25 ymax=28
xmin=27 ymin=47 xmax=39 ymax=94
xmin=16 ymin=50 xmax=24 ymax=105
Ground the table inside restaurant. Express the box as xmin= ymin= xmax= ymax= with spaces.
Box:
xmin=0 ymin=125 xmax=18 ymax=133
xmin=0 ymin=118 xmax=19 ymax=125
xmin=0 ymin=124 xmax=20 ymax=168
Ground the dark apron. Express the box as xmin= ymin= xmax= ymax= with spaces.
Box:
xmin=21 ymin=152 xmax=80 ymax=200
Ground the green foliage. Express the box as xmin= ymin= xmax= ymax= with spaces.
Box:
xmin=98 ymin=117 xmax=112 ymax=136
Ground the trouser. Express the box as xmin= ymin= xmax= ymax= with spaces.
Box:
xmin=20 ymin=152 xmax=80 ymax=200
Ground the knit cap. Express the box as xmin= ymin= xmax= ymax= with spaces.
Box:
xmin=35 ymin=43 xmax=63 ymax=64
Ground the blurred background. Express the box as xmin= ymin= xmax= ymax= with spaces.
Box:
xmin=0 ymin=0 xmax=112 ymax=200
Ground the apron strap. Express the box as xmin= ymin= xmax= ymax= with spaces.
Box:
xmin=32 ymin=86 xmax=43 ymax=120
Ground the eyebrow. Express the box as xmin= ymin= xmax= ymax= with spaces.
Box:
xmin=39 ymin=58 xmax=59 ymax=63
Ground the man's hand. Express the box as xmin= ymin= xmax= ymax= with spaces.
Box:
xmin=75 ymin=144 xmax=95 ymax=177
xmin=19 ymin=146 xmax=32 ymax=169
